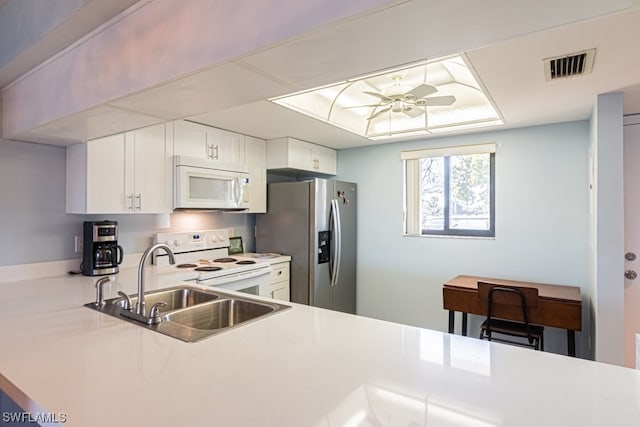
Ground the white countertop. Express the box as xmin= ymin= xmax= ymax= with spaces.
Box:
xmin=1 ymin=264 xmax=640 ymax=426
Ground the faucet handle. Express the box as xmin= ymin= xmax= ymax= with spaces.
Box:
xmin=117 ymin=291 xmax=133 ymax=311
xmin=94 ymin=276 xmax=113 ymax=308
xmin=148 ymin=302 xmax=167 ymax=325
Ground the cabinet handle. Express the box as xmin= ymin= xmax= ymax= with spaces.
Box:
xmin=205 ymin=143 xmax=219 ymax=160
xmin=135 ymin=194 xmax=141 ymax=211
xmin=277 ymin=271 xmax=282 ymax=276
xmin=127 ymin=194 xmax=134 ymax=211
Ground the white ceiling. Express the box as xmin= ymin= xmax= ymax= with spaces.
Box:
xmin=187 ymin=1 xmax=640 ymax=149
xmin=3 ymin=0 xmax=640 ymax=149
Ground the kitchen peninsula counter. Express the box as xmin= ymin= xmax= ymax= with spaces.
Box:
xmin=1 ymin=268 xmax=640 ymax=426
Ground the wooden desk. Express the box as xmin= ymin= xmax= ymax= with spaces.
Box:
xmin=443 ymin=275 xmax=582 ymax=356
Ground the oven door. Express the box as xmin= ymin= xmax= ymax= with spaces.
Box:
xmin=175 ymin=164 xmax=250 ymax=210
xmin=198 ymin=267 xmax=271 ymax=297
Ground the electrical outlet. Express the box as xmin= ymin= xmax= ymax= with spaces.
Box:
xmin=74 ymin=235 xmax=83 ymax=253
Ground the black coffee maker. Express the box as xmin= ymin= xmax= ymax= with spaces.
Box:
xmin=82 ymin=221 xmax=124 ymax=276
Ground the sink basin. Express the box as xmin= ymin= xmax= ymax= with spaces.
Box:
xmin=164 ymin=299 xmax=275 ymax=330
xmin=118 ymin=287 xmax=219 ymax=313
xmin=86 ymin=284 xmax=290 ymax=342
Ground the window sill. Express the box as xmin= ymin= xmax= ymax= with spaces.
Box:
xmin=402 ymin=233 xmax=496 ymax=241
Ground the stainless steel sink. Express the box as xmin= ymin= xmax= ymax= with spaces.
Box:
xmin=117 ymin=287 xmax=219 ymax=313
xmin=85 ymin=284 xmax=290 ymax=342
xmin=164 ymin=299 xmax=275 ymax=330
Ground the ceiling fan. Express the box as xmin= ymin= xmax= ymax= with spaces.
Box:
xmin=346 ymin=74 xmax=456 ymax=120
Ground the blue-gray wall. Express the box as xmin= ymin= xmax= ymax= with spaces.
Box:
xmin=336 ymin=121 xmax=591 ymax=357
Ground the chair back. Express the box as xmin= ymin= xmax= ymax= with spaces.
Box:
xmin=478 ymin=282 xmax=539 ymax=323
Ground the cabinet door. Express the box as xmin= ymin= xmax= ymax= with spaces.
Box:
xmin=86 ymin=134 xmax=128 ymax=213
xmin=271 ymin=281 xmax=290 ymax=301
xmin=288 ymin=138 xmax=314 ymax=171
xmin=266 ymin=137 xmax=337 ymax=175
xmin=206 ymin=126 xmax=245 ymax=167
xmin=270 ymin=262 xmax=290 ymax=301
xmin=245 ymin=136 xmax=266 ymax=213
xmin=132 ymin=124 xmax=172 ymax=213
xmin=173 ymin=120 xmax=208 ymax=159
xmin=312 ymin=145 xmax=337 ymax=175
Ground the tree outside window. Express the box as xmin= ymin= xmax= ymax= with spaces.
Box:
xmin=404 ymin=147 xmax=495 ymax=237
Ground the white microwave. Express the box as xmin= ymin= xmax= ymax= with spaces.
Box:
xmin=174 ymin=156 xmax=250 ymax=210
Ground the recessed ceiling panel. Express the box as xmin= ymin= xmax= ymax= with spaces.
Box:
xmin=270 ymin=55 xmax=502 ymax=140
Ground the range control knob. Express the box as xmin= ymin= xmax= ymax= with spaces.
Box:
xmin=173 ymin=239 xmax=183 ymax=247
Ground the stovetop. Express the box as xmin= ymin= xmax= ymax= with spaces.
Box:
xmin=154 ymin=229 xmax=269 ymax=280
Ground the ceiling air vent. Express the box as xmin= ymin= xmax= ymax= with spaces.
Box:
xmin=543 ymin=49 xmax=596 ymax=81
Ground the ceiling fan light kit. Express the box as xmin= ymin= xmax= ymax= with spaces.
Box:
xmin=270 ymin=54 xmax=503 ymax=141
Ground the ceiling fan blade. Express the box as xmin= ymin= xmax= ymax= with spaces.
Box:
xmin=367 ymin=106 xmax=392 ymax=120
xmin=403 ymin=107 xmax=424 ymax=118
xmin=405 ymin=84 xmax=437 ymax=100
xmin=423 ymin=95 xmax=456 ymax=106
xmin=342 ymin=104 xmax=383 ymax=109
xmin=363 ymin=91 xmax=393 ymax=103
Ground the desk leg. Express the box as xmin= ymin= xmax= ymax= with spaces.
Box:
xmin=461 ymin=313 xmax=468 ymax=336
xmin=567 ymin=330 xmax=576 ymax=357
xmin=448 ymin=311 xmax=455 ymax=334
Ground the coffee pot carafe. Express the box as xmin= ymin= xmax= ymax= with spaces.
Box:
xmin=82 ymin=221 xmax=124 ymax=276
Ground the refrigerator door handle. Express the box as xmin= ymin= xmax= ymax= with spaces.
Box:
xmin=330 ymin=199 xmax=342 ymax=288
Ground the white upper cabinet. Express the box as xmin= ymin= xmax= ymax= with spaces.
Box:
xmin=173 ymin=120 xmax=245 ymax=170
xmin=128 ymin=123 xmax=173 ymax=213
xmin=266 ymin=137 xmax=336 ymax=176
xmin=66 ymin=123 xmax=172 ymax=214
xmin=245 ymin=136 xmax=267 ymax=213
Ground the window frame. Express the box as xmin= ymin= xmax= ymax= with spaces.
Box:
xmin=403 ymin=144 xmax=496 ymax=238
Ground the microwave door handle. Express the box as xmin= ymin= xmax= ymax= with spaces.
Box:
xmin=237 ymin=176 xmax=245 ymax=208
xmin=233 ymin=176 xmax=241 ymax=208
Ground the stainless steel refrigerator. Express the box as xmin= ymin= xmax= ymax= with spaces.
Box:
xmin=256 ymin=179 xmax=356 ymax=314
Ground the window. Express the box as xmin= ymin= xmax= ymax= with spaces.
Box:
xmin=403 ymin=144 xmax=495 ymax=237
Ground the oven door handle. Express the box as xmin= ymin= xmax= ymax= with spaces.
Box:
xmin=198 ymin=268 xmax=270 ymax=285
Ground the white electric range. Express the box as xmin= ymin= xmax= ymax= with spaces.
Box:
xmin=153 ymin=229 xmax=271 ymax=297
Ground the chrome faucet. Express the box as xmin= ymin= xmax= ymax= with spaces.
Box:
xmin=121 ymin=243 xmax=175 ymax=325
xmin=136 ymin=243 xmax=176 ymax=316
xmin=94 ymin=276 xmax=113 ymax=307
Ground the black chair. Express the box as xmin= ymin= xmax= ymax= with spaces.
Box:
xmin=478 ymin=282 xmax=544 ymax=350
